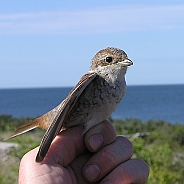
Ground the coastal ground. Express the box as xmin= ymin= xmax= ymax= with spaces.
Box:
xmin=0 ymin=115 xmax=184 ymax=184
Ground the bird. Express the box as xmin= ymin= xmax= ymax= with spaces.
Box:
xmin=5 ymin=47 xmax=133 ymax=162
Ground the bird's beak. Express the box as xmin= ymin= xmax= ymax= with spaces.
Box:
xmin=121 ymin=59 xmax=133 ymax=67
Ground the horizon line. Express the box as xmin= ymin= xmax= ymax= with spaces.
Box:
xmin=1 ymin=83 xmax=183 ymax=90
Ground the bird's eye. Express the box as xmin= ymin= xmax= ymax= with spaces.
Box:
xmin=105 ymin=57 xmax=113 ymax=63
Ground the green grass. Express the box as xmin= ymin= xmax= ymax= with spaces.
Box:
xmin=0 ymin=115 xmax=44 ymax=184
xmin=110 ymin=118 xmax=184 ymax=184
xmin=1 ymin=115 xmax=184 ymax=183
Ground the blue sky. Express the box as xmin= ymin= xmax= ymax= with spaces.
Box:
xmin=0 ymin=0 xmax=184 ymax=88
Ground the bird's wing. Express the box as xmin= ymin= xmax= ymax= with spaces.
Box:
xmin=36 ymin=72 xmax=97 ymax=162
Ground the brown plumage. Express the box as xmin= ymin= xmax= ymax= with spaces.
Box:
xmin=5 ymin=47 xmax=133 ymax=162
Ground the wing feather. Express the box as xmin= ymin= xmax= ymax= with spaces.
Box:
xmin=36 ymin=72 xmax=97 ymax=162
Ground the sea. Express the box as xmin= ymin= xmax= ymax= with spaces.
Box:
xmin=0 ymin=85 xmax=184 ymax=124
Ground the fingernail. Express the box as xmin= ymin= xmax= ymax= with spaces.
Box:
xmin=89 ymin=133 xmax=104 ymax=150
xmin=84 ymin=165 xmax=100 ymax=181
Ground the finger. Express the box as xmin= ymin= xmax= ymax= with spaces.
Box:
xmin=67 ymin=152 xmax=92 ymax=184
xmin=42 ymin=126 xmax=86 ymax=166
xmin=19 ymin=148 xmax=73 ymax=183
xmin=101 ymin=158 xmax=149 ymax=184
xmin=85 ymin=120 xmax=116 ymax=152
xmin=83 ymin=136 xmax=133 ymax=182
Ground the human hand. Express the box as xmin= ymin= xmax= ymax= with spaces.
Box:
xmin=19 ymin=120 xmax=149 ymax=184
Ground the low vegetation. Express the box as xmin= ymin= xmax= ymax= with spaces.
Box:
xmin=1 ymin=115 xmax=184 ymax=183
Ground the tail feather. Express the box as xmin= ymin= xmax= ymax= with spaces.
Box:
xmin=4 ymin=104 xmax=62 ymax=141
xmin=4 ymin=119 xmax=40 ymax=140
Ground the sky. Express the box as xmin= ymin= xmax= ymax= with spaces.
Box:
xmin=0 ymin=0 xmax=184 ymax=88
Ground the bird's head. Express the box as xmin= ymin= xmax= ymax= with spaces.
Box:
xmin=90 ymin=47 xmax=133 ymax=80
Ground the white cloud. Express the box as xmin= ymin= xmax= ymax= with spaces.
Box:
xmin=0 ymin=4 xmax=184 ymax=34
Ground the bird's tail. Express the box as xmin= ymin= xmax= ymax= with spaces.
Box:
xmin=4 ymin=118 xmax=40 ymax=140
xmin=4 ymin=104 xmax=61 ymax=140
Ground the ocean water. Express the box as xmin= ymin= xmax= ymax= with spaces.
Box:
xmin=0 ymin=85 xmax=184 ymax=124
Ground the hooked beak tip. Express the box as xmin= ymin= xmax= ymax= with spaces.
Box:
xmin=122 ymin=59 xmax=133 ymax=66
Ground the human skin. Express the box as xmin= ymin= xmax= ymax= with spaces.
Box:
xmin=19 ymin=120 xmax=149 ymax=184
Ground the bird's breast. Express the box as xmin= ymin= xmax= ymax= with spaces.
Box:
xmin=63 ymin=75 xmax=126 ymax=129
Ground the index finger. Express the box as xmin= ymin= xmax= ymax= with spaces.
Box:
xmin=85 ymin=120 xmax=117 ymax=152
